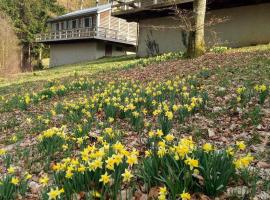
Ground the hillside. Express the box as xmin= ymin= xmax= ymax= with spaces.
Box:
xmin=0 ymin=46 xmax=270 ymax=199
xmin=57 ymin=0 xmax=109 ymax=11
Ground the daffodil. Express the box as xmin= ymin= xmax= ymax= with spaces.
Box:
xmin=156 ymin=129 xmax=164 ymax=137
xmin=165 ymin=111 xmax=173 ymax=120
xmin=122 ymin=169 xmax=133 ymax=182
xmin=39 ymin=174 xmax=49 ymax=186
xmin=7 ymin=166 xmax=15 ymax=174
xmin=99 ymin=172 xmax=111 ymax=185
xmin=236 ymin=141 xmax=246 ymax=151
xmin=127 ymin=154 xmax=138 ymax=166
xmin=203 ymin=143 xmax=213 ymax=152
xmin=165 ymin=134 xmax=175 ymax=142
xmin=47 ymin=187 xmax=64 ymax=200
xmin=0 ymin=149 xmax=6 ymax=156
xmin=234 ymin=154 xmax=254 ymax=169
xmin=185 ymin=157 xmax=199 ymax=170
xmin=11 ymin=177 xmax=19 ymax=185
xmin=180 ymin=192 xmax=191 ymax=200
xmin=24 ymin=172 xmax=32 ymax=180
xmin=158 ymin=186 xmax=167 ymax=200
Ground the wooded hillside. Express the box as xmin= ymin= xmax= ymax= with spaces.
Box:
xmin=57 ymin=0 xmax=110 ymax=11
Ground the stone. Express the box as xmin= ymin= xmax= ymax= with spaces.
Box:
xmin=208 ymin=128 xmax=215 ymax=138
xmin=29 ymin=181 xmax=41 ymax=194
xmin=213 ymin=107 xmax=222 ymax=112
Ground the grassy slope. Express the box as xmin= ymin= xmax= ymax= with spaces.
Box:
xmin=0 ymin=45 xmax=270 ymax=198
xmin=0 ymin=56 xmax=137 ymax=96
xmin=1 ymin=44 xmax=269 ymax=97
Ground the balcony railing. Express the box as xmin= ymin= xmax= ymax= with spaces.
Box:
xmin=36 ymin=27 xmax=137 ymax=45
xmin=112 ymin=0 xmax=192 ymax=15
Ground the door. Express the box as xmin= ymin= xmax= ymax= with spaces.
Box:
xmin=105 ymin=44 xmax=112 ymax=57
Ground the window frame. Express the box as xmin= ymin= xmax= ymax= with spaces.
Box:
xmin=84 ymin=17 xmax=93 ymax=28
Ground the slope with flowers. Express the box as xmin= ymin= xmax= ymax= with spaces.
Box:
xmin=0 ymin=45 xmax=270 ymax=200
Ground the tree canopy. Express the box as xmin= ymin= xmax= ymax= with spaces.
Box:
xmin=0 ymin=0 xmax=65 ymax=70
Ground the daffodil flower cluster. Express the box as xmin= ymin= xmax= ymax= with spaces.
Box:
xmin=236 ymin=84 xmax=270 ymax=105
xmin=141 ymin=132 xmax=254 ymax=198
xmin=0 ymin=165 xmax=32 ymax=199
xmin=50 ymin=139 xmax=137 ymax=198
xmin=38 ymin=127 xmax=68 ymax=156
xmin=56 ymin=77 xmax=207 ymax=134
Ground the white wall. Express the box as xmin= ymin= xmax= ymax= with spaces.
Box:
xmin=137 ymin=3 xmax=270 ymax=57
xmin=50 ymin=41 xmax=105 ymax=67
xmin=50 ymin=41 xmax=128 ymax=67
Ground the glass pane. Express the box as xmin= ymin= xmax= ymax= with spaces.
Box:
xmin=72 ymin=20 xmax=77 ymax=29
xmin=85 ymin=18 xmax=90 ymax=27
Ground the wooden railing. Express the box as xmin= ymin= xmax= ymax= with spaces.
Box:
xmin=36 ymin=27 xmax=137 ymax=45
xmin=112 ymin=0 xmax=192 ymax=14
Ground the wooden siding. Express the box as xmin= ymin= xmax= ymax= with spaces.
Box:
xmin=38 ymin=7 xmax=137 ymax=45
xmin=99 ymin=10 xmax=137 ymax=41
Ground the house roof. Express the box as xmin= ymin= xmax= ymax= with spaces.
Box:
xmin=48 ymin=3 xmax=111 ymax=22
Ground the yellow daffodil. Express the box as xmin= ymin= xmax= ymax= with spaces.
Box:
xmin=121 ymin=169 xmax=133 ymax=182
xmin=11 ymin=177 xmax=19 ymax=185
xmin=203 ymin=143 xmax=213 ymax=152
xmin=185 ymin=157 xmax=199 ymax=170
xmin=180 ymin=192 xmax=191 ymax=200
xmin=127 ymin=154 xmax=138 ymax=166
xmin=236 ymin=141 xmax=246 ymax=151
xmin=0 ymin=149 xmax=6 ymax=156
xmin=7 ymin=166 xmax=15 ymax=174
xmin=47 ymin=187 xmax=64 ymax=200
xmin=234 ymin=154 xmax=254 ymax=169
xmin=165 ymin=134 xmax=175 ymax=142
xmin=99 ymin=172 xmax=111 ymax=185
xmin=156 ymin=129 xmax=164 ymax=137
xmin=39 ymin=174 xmax=49 ymax=186
xmin=165 ymin=111 xmax=173 ymax=120
xmin=158 ymin=186 xmax=167 ymax=200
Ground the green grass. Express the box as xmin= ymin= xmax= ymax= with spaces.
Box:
xmin=0 ymin=56 xmax=136 ymax=87
xmin=0 ymin=56 xmax=138 ymax=96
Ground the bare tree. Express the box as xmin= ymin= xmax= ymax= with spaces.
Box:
xmin=187 ymin=0 xmax=207 ymax=57
xmin=140 ymin=0 xmax=226 ymax=58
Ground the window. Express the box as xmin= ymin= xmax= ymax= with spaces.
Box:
xmin=84 ymin=17 xmax=92 ymax=28
xmin=116 ymin=46 xmax=123 ymax=52
xmin=63 ymin=21 xmax=67 ymax=30
xmin=55 ymin=23 xmax=60 ymax=31
xmin=72 ymin=20 xmax=77 ymax=29
xmin=68 ymin=20 xmax=72 ymax=29
xmin=59 ymin=22 xmax=66 ymax=30
xmin=59 ymin=22 xmax=64 ymax=30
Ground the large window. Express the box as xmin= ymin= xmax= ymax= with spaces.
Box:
xmin=60 ymin=22 xmax=64 ymax=30
xmin=72 ymin=20 xmax=77 ymax=29
xmin=55 ymin=23 xmax=60 ymax=31
xmin=84 ymin=17 xmax=92 ymax=28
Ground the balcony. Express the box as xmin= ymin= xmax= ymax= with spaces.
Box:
xmin=36 ymin=27 xmax=137 ymax=46
xmin=112 ymin=0 xmax=193 ymax=18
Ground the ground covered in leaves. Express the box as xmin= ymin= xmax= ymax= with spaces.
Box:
xmin=0 ymin=46 xmax=270 ymax=200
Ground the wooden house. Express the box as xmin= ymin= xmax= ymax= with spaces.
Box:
xmin=37 ymin=3 xmax=137 ymax=67
xmin=112 ymin=0 xmax=270 ymax=57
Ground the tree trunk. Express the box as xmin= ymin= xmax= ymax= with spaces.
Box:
xmin=21 ymin=44 xmax=31 ymax=72
xmin=187 ymin=0 xmax=207 ymax=58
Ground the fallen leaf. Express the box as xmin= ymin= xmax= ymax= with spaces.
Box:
xmin=257 ymin=161 xmax=270 ymax=169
